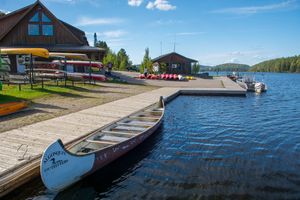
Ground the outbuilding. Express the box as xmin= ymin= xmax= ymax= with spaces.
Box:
xmin=152 ymin=52 xmax=197 ymax=74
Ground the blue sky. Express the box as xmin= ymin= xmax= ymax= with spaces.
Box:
xmin=1 ymin=0 xmax=300 ymax=65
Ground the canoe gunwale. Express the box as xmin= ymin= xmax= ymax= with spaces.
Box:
xmin=39 ymin=97 xmax=165 ymax=192
xmin=60 ymin=97 xmax=165 ymax=157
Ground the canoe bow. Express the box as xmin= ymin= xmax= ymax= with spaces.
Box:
xmin=40 ymin=139 xmax=95 ymax=192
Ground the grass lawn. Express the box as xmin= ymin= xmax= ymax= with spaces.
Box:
xmin=0 ymin=81 xmax=100 ymax=104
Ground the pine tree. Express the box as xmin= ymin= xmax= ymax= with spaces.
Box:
xmin=94 ymin=33 xmax=97 ymax=47
xmin=140 ymin=48 xmax=152 ymax=73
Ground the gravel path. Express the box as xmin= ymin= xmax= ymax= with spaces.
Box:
xmin=0 ymin=82 xmax=158 ymax=133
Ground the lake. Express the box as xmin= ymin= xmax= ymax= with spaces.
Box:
xmin=6 ymin=73 xmax=300 ymax=200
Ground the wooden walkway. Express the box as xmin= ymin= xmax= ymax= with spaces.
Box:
xmin=0 ymin=79 xmax=245 ymax=197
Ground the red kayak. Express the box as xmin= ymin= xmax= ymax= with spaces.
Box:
xmin=146 ymin=74 xmax=152 ymax=79
xmin=68 ymin=73 xmax=106 ymax=81
xmin=82 ymin=74 xmax=106 ymax=81
xmin=52 ymin=60 xmax=103 ymax=69
xmin=139 ymin=74 xmax=145 ymax=79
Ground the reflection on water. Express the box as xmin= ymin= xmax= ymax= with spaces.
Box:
xmin=4 ymin=73 xmax=300 ymax=200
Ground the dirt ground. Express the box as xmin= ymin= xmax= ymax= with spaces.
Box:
xmin=0 ymin=82 xmax=158 ymax=133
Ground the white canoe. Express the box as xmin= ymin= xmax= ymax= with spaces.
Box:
xmin=40 ymin=97 xmax=164 ymax=192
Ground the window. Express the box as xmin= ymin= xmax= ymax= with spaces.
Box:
xmin=28 ymin=11 xmax=53 ymax=36
xmin=42 ymin=13 xmax=51 ymax=22
xmin=28 ymin=24 xmax=40 ymax=35
xmin=42 ymin=25 xmax=53 ymax=36
xmin=29 ymin=12 xmax=39 ymax=22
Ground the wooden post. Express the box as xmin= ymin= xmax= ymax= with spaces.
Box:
xmin=158 ymin=96 xmax=164 ymax=108
xmin=30 ymin=54 xmax=33 ymax=89
xmin=42 ymin=77 xmax=44 ymax=89
xmin=89 ymin=60 xmax=92 ymax=84
xmin=64 ymin=58 xmax=67 ymax=87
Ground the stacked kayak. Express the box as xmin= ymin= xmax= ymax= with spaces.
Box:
xmin=0 ymin=102 xmax=28 ymax=117
xmin=138 ymin=74 xmax=195 ymax=81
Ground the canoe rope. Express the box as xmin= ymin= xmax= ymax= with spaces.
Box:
xmin=17 ymin=144 xmax=29 ymax=161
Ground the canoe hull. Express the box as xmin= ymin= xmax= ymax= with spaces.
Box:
xmin=0 ymin=48 xmax=49 ymax=58
xmin=40 ymin=98 xmax=164 ymax=192
xmin=40 ymin=140 xmax=95 ymax=192
xmin=0 ymin=102 xmax=28 ymax=117
xmin=90 ymin=119 xmax=161 ymax=174
xmin=40 ymin=120 xmax=161 ymax=192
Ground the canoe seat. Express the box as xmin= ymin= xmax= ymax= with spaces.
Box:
xmin=112 ymin=125 xmax=146 ymax=132
xmin=101 ymin=130 xmax=137 ymax=136
xmin=100 ymin=135 xmax=127 ymax=143
xmin=86 ymin=139 xmax=117 ymax=145
xmin=117 ymin=122 xmax=151 ymax=127
xmin=78 ymin=147 xmax=95 ymax=153
xmin=127 ymin=120 xmax=156 ymax=126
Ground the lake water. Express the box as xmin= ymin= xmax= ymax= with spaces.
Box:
xmin=5 ymin=73 xmax=300 ymax=200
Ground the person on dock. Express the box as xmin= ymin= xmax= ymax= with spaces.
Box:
xmin=144 ymin=67 xmax=148 ymax=77
xmin=107 ymin=62 xmax=113 ymax=76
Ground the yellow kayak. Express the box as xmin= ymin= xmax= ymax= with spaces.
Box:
xmin=49 ymin=52 xmax=89 ymax=60
xmin=0 ymin=48 xmax=49 ymax=58
xmin=0 ymin=101 xmax=28 ymax=117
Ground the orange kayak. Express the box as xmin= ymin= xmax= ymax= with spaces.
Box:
xmin=0 ymin=102 xmax=28 ymax=117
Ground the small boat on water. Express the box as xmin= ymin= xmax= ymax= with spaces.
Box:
xmin=227 ymin=72 xmax=241 ymax=82
xmin=236 ymin=76 xmax=267 ymax=93
xmin=254 ymin=82 xmax=267 ymax=93
xmin=40 ymin=97 xmax=165 ymax=192
xmin=0 ymin=102 xmax=28 ymax=117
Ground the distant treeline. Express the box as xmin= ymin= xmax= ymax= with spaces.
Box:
xmin=200 ymin=63 xmax=250 ymax=72
xmin=250 ymin=55 xmax=300 ymax=73
xmin=214 ymin=63 xmax=250 ymax=72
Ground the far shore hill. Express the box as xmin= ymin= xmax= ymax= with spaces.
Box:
xmin=201 ymin=54 xmax=300 ymax=73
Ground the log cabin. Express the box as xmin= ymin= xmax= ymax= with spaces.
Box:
xmin=0 ymin=0 xmax=105 ymax=73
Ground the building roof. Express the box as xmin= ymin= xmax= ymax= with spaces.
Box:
xmin=0 ymin=44 xmax=105 ymax=53
xmin=0 ymin=0 xmax=89 ymax=46
xmin=152 ymin=52 xmax=198 ymax=63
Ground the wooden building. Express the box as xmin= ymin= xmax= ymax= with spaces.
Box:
xmin=0 ymin=0 xmax=105 ymax=73
xmin=152 ymin=52 xmax=197 ymax=74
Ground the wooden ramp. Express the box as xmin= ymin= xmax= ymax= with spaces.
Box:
xmin=0 ymin=82 xmax=245 ymax=197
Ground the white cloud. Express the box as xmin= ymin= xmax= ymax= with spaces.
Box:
xmin=212 ymin=0 xmax=298 ymax=15
xmin=128 ymin=0 xmax=143 ymax=7
xmin=86 ymin=30 xmax=127 ymax=38
xmin=154 ymin=19 xmax=183 ymax=25
xmin=176 ymin=32 xmax=205 ymax=36
xmin=76 ymin=17 xmax=124 ymax=26
xmin=199 ymin=50 xmax=274 ymax=66
xmin=99 ymin=30 xmax=127 ymax=38
xmin=146 ymin=0 xmax=176 ymax=11
xmin=0 ymin=9 xmax=11 ymax=14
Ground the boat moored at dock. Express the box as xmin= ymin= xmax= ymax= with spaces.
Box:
xmin=40 ymin=97 xmax=165 ymax=192
xmin=236 ymin=76 xmax=267 ymax=93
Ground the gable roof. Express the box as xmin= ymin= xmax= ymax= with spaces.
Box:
xmin=0 ymin=0 xmax=87 ymax=45
xmin=60 ymin=20 xmax=89 ymax=45
xmin=0 ymin=3 xmax=33 ymax=40
xmin=152 ymin=52 xmax=197 ymax=63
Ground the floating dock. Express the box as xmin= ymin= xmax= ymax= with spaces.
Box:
xmin=0 ymin=77 xmax=245 ymax=197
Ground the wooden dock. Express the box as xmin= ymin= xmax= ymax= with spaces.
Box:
xmin=0 ymin=78 xmax=245 ymax=197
